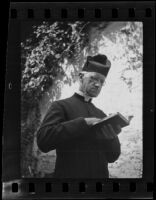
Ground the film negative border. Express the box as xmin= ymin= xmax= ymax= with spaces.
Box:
xmin=3 ymin=179 xmax=154 ymax=199
xmin=10 ymin=4 xmax=154 ymax=20
xmin=3 ymin=1 xmax=155 ymax=199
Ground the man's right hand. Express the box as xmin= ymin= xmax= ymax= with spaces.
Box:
xmin=84 ymin=117 xmax=102 ymax=127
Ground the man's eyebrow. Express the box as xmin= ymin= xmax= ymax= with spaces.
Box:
xmin=93 ymin=76 xmax=104 ymax=80
xmin=88 ymin=74 xmax=105 ymax=80
xmin=88 ymin=75 xmax=95 ymax=79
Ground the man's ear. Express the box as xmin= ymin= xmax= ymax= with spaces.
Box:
xmin=78 ymin=73 xmax=84 ymax=86
xmin=79 ymin=72 xmax=84 ymax=80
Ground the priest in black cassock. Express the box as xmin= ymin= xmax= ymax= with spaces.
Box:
xmin=37 ymin=54 xmax=121 ymax=178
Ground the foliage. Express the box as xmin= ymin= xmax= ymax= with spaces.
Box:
xmin=118 ymin=22 xmax=143 ymax=90
xmin=101 ymin=22 xmax=143 ymax=91
xmin=21 ymin=21 xmax=92 ymax=176
xmin=109 ymin=128 xmax=142 ymax=178
xmin=21 ymin=22 xmax=90 ymax=120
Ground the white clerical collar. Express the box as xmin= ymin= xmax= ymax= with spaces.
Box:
xmin=76 ymin=90 xmax=92 ymax=102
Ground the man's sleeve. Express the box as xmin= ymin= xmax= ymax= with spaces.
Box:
xmin=105 ymin=137 xmax=121 ymax=163
xmin=95 ymin=128 xmax=121 ymax=163
xmin=37 ymin=101 xmax=90 ymax=153
xmin=94 ymin=110 xmax=121 ymax=163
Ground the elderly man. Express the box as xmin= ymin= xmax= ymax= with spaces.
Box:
xmin=37 ymin=54 xmax=121 ymax=178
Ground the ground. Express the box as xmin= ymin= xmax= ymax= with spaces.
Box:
xmin=109 ymin=127 xmax=142 ymax=178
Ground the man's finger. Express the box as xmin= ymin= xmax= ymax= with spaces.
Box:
xmin=107 ymin=124 xmax=117 ymax=138
xmin=104 ymin=125 xmax=115 ymax=139
xmin=117 ymin=124 xmax=121 ymax=133
xmin=113 ymin=124 xmax=121 ymax=134
xmin=100 ymin=125 xmax=110 ymax=139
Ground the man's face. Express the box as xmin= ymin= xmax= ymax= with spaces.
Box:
xmin=80 ymin=72 xmax=106 ymax=97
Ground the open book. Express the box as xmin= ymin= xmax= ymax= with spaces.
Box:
xmin=93 ymin=112 xmax=131 ymax=129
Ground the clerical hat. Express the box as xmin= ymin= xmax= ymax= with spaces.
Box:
xmin=82 ymin=54 xmax=111 ymax=76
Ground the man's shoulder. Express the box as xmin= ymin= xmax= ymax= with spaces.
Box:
xmin=53 ymin=95 xmax=75 ymax=106
xmin=91 ymin=103 xmax=107 ymax=117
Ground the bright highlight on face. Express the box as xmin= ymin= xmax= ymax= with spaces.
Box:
xmin=79 ymin=72 xmax=106 ymax=97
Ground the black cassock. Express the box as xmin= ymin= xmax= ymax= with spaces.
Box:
xmin=37 ymin=93 xmax=121 ymax=178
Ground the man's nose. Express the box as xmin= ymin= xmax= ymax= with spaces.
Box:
xmin=94 ymin=81 xmax=101 ymax=87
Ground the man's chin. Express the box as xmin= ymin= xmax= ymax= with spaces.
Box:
xmin=86 ymin=89 xmax=100 ymax=97
xmin=88 ymin=92 xmax=99 ymax=97
xmin=92 ymin=94 xmax=99 ymax=97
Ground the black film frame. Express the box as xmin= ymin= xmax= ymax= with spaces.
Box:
xmin=2 ymin=2 xmax=155 ymax=199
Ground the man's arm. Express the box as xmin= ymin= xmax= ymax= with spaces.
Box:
xmin=105 ymin=137 xmax=121 ymax=163
xmin=95 ymin=124 xmax=121 ymax=163
xmin=37 ymin=101 xmax=90 ymax=153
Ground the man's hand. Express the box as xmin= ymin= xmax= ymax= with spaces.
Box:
xmin=84 ymin=117 xmax=102 ymax=127
xmin=111 ymin=124 xmax=122 ymax=135
xmin=100 ymin=124 xmax=121 ymax=140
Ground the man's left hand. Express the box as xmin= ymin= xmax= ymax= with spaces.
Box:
xmin=99 ymin=124 xmax=121 ymax=140
xmin=112 ymin=124 xmax=122 ymax=135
